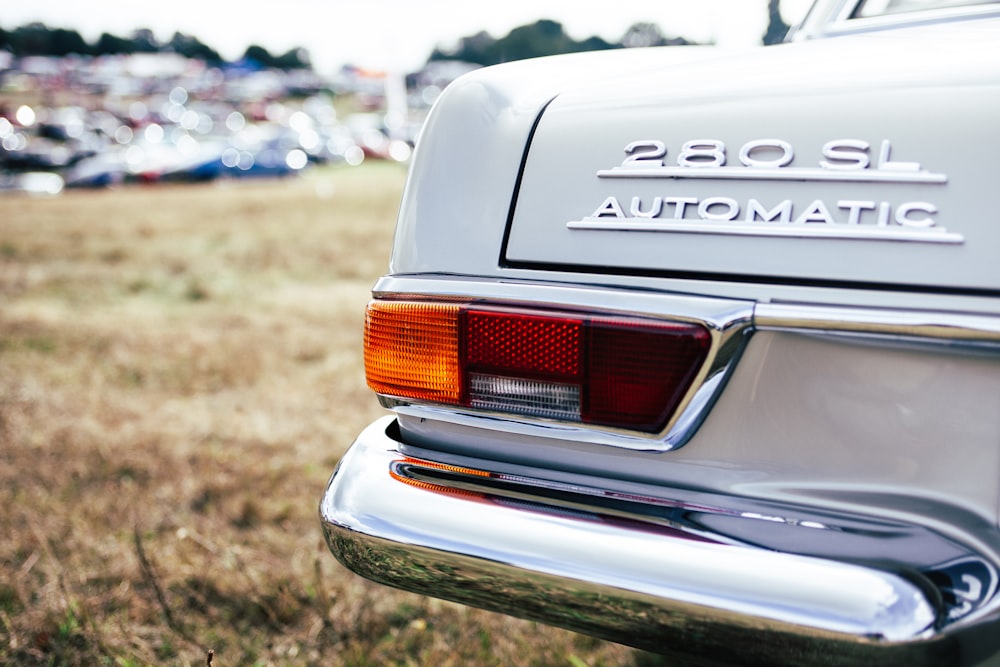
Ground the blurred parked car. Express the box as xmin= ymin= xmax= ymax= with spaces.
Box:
xmin=0 ymin=55 xmax=417 ymax=192
xmin=320 ymin=1 xmax=1000 ymax=664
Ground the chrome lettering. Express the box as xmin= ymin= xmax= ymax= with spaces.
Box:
xmin=878 ymin=202 xmax=892 ymax=227
xmin=677 ymin=140 xmax=726 ymax=167
xmin=878 ymin=139 xmax=921 ymax=173
xmin=820 ymin=139 xmax=870 ymax=171
xmin=896 ymin=202 xmax=937 ymax=228
xmin=795 ymin=200 xmax=835 ymax=225
xmin=746 ymin=199 xmax=792 ymax=223
xmin=698 ymin=197 xmax=740 ymax=221
xmin=593 ymin=196 xmax=625 ymax=218
xmin=594 ymin=197 xmax=940 ymax=230
xmin=837 ymin=200 xmax=876 ymax=225
xmin=739 ymin=139 xmax=794 ymax=168
xmin=611 ymin=138 xmax=943 ymax=183
xmin=622 ymin=140 xmax=666 ymax=167
xmin=630 ymin=196 xmax=662 ymax=218
xmin=665 ymin=196 xmax=698 ymax=219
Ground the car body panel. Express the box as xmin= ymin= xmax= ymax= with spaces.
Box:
xmin=389 ymin=47 xmax=728 ymax=277
xmin=506 ymin=21 xmax=1000 ymax=291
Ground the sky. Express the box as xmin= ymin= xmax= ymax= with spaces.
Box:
xmin=2 ymin=0 xmax=815 ymax=75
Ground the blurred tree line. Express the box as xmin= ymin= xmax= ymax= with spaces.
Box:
xmin=430 ymin=6 xmax=789 ymax=66
xmin=0 ymin=23 xmax=310 ymax=69
xmin=429 ymin=20 xmax=696 ymax=66
xmin=1 ymin=5 xmax=792 ymax=72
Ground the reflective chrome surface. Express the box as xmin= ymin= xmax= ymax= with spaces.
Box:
xmin=794 ymin=0 xmax=1000 ymax=39
xmin=320 ymin=418 xmax=959 ymax=663
xmin=569 ymin=212 xmax=964 ymax=244
xmin=579 ymin=137 xmax=957 ymax=243
xmin=370 ymin=275 xmax=753 ymax=451
xmin=599 ymin=138 xmax=948 ymax=183
xmin=756 ymin=302 xmax=1000 ymax=348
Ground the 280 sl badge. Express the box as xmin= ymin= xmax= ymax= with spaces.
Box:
xmin=568 ymin=138 xmax=963 ymax=244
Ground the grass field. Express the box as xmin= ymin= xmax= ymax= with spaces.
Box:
xmin=0 ymin=164 xmax=664 ymax=666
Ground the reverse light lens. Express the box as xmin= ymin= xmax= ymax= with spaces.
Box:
xmin=364 ymin=300 xmax=711 ymax=433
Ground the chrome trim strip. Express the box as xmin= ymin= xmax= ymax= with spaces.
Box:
xmin=321 ymin=418 xmax=940 ymax=656
xmin=833 ymin=0 xmax=1000 ymax=23
xmin=756 ymin=302 xmax=1000 ymax=347
xmin=369 ymin=275 xmax=754 ymax=452
xmin=597 ymin=166 xmax=948 ymax=184
xmin=798 ymin=1 xmax=1000 ymax=39
xmin=568 ymin=218 xmax=965 ymax=244
xmin=370 ymin=275 xmax=752 ymax=330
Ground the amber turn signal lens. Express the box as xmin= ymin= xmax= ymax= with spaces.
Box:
xmin=364 ymin=300 xmax=462 ymax=402
xmin=363 ymin=299 xmax=711 ymax=434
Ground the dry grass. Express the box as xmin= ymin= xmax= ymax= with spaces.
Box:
xmin=0 ymin=164 xmax=664 ymax=666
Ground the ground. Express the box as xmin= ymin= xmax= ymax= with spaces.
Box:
xmin=0 ymin=164 xmax=665 ymax=666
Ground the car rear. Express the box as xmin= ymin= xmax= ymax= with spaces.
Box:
xmin=321 ymin=11 xmax=1000 ymax=666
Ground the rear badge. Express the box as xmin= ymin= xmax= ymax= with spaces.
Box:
xmin=568 ymin=138 xmax=963 ymax=244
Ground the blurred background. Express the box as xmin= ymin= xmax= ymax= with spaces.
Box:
xmin=0 ymin=0 xmax=812 ymax=194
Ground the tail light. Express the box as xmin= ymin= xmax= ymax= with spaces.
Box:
xmin=364 ymin=299 xmax=710 ymax=433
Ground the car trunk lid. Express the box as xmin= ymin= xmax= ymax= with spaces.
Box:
xmin=503 ymin=21 xmax=1000 ymax=293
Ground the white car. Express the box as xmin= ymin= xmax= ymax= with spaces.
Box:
xmin=320 ymin=1 xmax=1000 ymax=663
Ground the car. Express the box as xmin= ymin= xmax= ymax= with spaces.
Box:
xmin=319 ymin=1 xmax=1000 ymax=664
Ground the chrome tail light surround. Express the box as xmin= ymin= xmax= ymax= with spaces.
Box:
xmin=366 ymin=276 xmax=755 ymax=452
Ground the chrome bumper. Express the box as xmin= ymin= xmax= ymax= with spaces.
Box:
xmin=321 ymin=417 xmax=960 ymax=664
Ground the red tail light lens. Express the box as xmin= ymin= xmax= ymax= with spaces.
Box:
xmin=585 ymin=317 xmax=709 ymax=430
xmin=365 ymin=300 xmax=710 ymax=433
